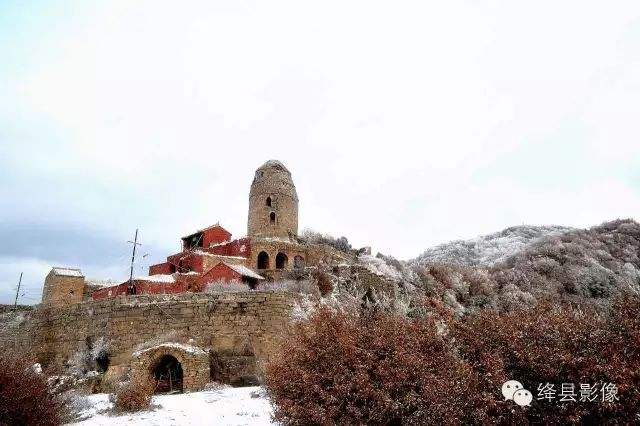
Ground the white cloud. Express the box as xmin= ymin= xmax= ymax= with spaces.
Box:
xmin=1 ymin=0 xmax=640 ymax=302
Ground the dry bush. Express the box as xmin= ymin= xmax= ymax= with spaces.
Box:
xmin=265 ymin=307 xmax=478 ymax=425
xmin=266 ymin=296 xmax=640 ymax=424
xmin=0 ymin=351 xmax=65 ymax=426
xmin=315 ymin=271 xmax=334 ymax=296
xmin=452 ymin=296 xmax=640 ymax=423
xmin=205 ymin=279 xmax=252 ymax=293
xmin=298 ymin=229 xmax=353 ymax=253
xmin=112 ymin=377 xmax=154 ymax=412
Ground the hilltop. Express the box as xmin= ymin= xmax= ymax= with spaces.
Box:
xmin=410 ymin=225 xmax=574 ymax=267
xmin=363 ymin=219 xmax=640 ymax=314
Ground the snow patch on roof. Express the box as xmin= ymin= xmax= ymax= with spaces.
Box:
xmin=52 ymin=267 xmax=83 ymax=277
xmin=134 ymin=274 xmax=175 ymax=283
xmin=209 ymin=240 xmax=231 ymax=248
xmin=224 ymin=263 xmax=264 ymax=280
xmin=86 ymin=278 xmax=120 ymax=289
xmin=132 ymin=343 xmax=207 ymax=358
xmin=193 ymin=250 xmax=247 ymax=260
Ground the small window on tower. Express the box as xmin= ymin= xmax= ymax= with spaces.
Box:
xmin=266 ymin=196 xmax=272 ymax=207
xmin=270 ymin=212 xmax=276 ymax=224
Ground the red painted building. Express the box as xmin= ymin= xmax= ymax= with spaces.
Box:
xmin=92 ymin=224 xmax=263 ymax=301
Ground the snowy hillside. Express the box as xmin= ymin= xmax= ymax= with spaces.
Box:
xmin=70 ymin=386 xmax=273 ymax=426
xmin=411 ymin=225 xmax=574 ymax=267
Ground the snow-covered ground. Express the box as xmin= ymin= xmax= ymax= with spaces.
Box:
xmin=71 ymin=386 xmax=274 ymax=426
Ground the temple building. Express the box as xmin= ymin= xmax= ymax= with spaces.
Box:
xmin=44 ymin=160 xmax=352 ymax=304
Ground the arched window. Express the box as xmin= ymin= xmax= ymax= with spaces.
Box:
xmin=294 ymin=255 xmax=305 ymax=269
xmin=270 ymin=212 xmax=276 ymax=224
xmin=276 ymin=253 xmax=288 ymax=269
xmin=257 ymin=251 xmax=270 ymax=269
xmin=266 ymin=197 xmax=272 ymax=207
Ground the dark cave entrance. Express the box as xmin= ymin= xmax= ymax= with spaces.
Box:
xmin=152 ymin=355 xmax=183 ymax=394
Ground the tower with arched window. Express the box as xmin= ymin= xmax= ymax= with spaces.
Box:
xmin=247 ymin=160 xmax=299 ymax=240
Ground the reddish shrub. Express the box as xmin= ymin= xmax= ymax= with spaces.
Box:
xmin=452 ymin=297 xmax=640 ymax=423
xmin=266 ymin=297 xmax=640 ymax=424
xmin=0 ymin=351 xmax=64 ymax=426
xmin=315 ymin=271 xmax=334 ymax=296
xmin=113 ymin=378 xmax=154 ymax=412
xmin=265 ymin=307 xmax=477 ymax=425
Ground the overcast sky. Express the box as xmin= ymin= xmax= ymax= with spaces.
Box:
xmin=1 ymin=0 xmax=639 ymax=304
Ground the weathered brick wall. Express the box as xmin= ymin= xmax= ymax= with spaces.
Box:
xmin=42 ymin=274 xmax=85 ymax=305
xmin=0 ymin=308 xmax=34 ymax=353
xmin=0 ymin=292 xmax=294 ymax=383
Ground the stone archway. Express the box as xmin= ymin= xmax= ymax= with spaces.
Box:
xmin=131 ymin=343 xmax=209 ymax=393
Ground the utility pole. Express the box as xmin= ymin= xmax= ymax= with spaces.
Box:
xmin=14 ymin=272 xmax=23 ymax=308
xmin=127 ymin=229 xmax=142 ymax=295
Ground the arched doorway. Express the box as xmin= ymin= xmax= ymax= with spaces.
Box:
xmin=152 ymin=355 xmax=183 ymax=394
xmin=276 ymin=253 xmax=288 ymax=269
xmin=257 ymin=251 xmax=270 ymax=269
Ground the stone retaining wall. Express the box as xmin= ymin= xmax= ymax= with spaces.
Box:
xmin=0 ymin=292 xmax=295 ymax=387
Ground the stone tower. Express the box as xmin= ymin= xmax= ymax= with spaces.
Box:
xmin=248 ymin=160 xmax=298 ymax=240
xmin=42 ymin=267 xmax=85 ymax=305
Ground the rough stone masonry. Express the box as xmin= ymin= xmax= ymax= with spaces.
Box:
xmin=0 ymin=292 xmax=295 ymax=391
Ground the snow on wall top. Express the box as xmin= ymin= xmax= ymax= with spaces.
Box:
xmin=224 ymin=263 xmax=265 ymax=280
xmin=51 ymin=267 xmax=84 ymax=277
xmin=132 ymin=342 xmax=208 ymax=358
xmin=411 ymin=225 xmax=575 ymax=267
xmin=358 ymin=255 xmax=402 ymax=281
